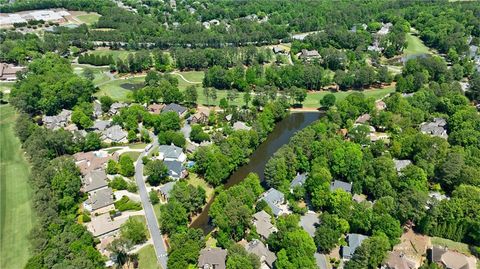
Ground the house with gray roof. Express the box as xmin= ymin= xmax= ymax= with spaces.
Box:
xmin=159 ymin=181 xmax=176 ymax=200
xmin=198 ymin=247 xmax=227 ymax=269
xmin=158 ymin=144 xmax=187 ymax=162
xmin=233 ymin=121 xmax=252 ymax=131
xmin=164 ymin=160 xmax=186 ymax=180
xmin=393 ymin=159 xmax=412 ymax=173
xmin=84 ymin=187 xmax=114 ymax=212
xmin=93 ymin=100 xmax=102 ymax=118
xmin=272 ymin=46 xmax=285 ymax=54
xmin=420 ymin=118 xmax=448 ymax=139
xmin=108 ymin=102 xmax=127 ymax=115
xmin=299 ymin=49 xmax=320 ymax=60
xmin=245 ymin=240 xmax=277 ymax=269
xmin=259 ymin=188 xmax=287 ymax=217
xmin=330 ymin=180 xmax=352 ymax=193
xmin=342 ymin=233 xmax=369 ymax=260
xmin=91 ymin=120 xmax=112 ymax=132
xmin=82 ymin=170 xmax=108 ymax=193
xmin=42 ymin=109 xmax=72 ymax=130
xmin=290 ymin=172 xmax=307 ymax=191
xmin=101 ymin=125 xmax=128 ymax=143
xmin=162 ymin=103 xmax=187 ymax=117
xmin=253 ymin=210 xmax=277 ymax=240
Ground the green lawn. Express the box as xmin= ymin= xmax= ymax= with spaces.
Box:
xmin=137 ymin=244 xmax=161 ymax=269
xmin=0 ymin=105 xmax=35 ymax=269
xmin=431 ymin=237 xmax=472 ymax=256
xmin=174 ymin=71 xmax=204 ymax=83
xmin=121 ymin=151 xmax=141 ymax=161
xmin=303 ymin=86 xmax=395 ymax=108
xmin=88 ymin=49 xmax=136 ymax=61
xmin=76 ymin=13 xmax=101 ymax=25
xmin=72 ymin=65 xmax=111 ymax=86
xmin=403 ymin=33 xmax=430 ymax=56
xmin=188 ymin=173 xmax=214 ymax=200
xmin=96 ymin=76 xmax=145 ymax=101
xmin=129 ymin=143 xmax=147 ymax=149
xmin=0 ymin=82 xmax=14 ymax=93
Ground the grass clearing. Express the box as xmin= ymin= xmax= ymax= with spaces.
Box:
xmin=303 ymin=86 xmax=395 ymax=108
xmin=96 ymin=76 xmax=145 ymax=101
xmin=72 ymin=65 xmax=111 ymax=86
xmin=174 ymin=71 xmax=204 ymax=83
xmin=431 ymin=237 xmax=472 ymax=256
xmin=88 ymin=49 xmax=134 ymax=61
xmin=121 ymin=151 xmax=141 ymax=160
xmin=0 ymin=105 xmax=35 ymax=269
xmin=129 ymin=143 xmax=147 ymax=149
xmin=403 ymin=33 xmax=431 ymax=56
xmin=137 ymin=244 xmax=161 ymax=269
xmin=76 ymin=13 xmax=101 ymax=25
xmin=188 ymin=173 xmax=214 ymax=200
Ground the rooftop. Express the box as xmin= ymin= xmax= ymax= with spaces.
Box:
xmin=164 ymin=160 xmax=185 ymax=179
xmin=290 ymin=172 xmax=307 ymax=189
xmin=420 ymin=118 xmax=448 ymax=139
xmin=342 ymin=233 xmax=369 ymax=259
xmin=87 ymin=213 xmax=128 ymax=237
xmin=86 ymin=188 xmax=114 ymax=211
xmin=393 ymin=159 xmax=412 ymax=172
xmin=158 ymin=144 xmax=184 ymax=160
xmin=198 ymin=248 xmax=227 ymax=269
xmin=253 ymin=210 xmax=277 ymax=239
xmin=159 ymin=181 xmax=176 ymax=198
xmin=162 ymin=103 xmax=187 ymax=115
xmin=330 ymin=180 xmax=352 ymax=193
xmin=245 ymin=240 xmax=277 ymax=268
xmin=384 ymin=251 xmax=416 ymax=269
xmin=82 ymin=170 xmax=108 ymax=193
xmin=259 ymin=188 xmax=285 ymax=216
xmin=233 ymin=121 xmax=252 ymax=131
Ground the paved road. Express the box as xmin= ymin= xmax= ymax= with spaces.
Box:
xmin=134 ymin=137 xmax=168 ymax=268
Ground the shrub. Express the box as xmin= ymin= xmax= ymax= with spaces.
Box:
xmin=149 ymin=190 xmax=160 ymax=204
xmin=109 ymin=176 xmax=128 ymax=190
xmin=115 ymin=196 xmax=142 ymax=211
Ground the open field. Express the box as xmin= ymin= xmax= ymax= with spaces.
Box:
xmin=96 ymin=76 xmax=145 ymax=101
xmin=72 ymin=65 xmax=111 ymax=85
xmin=88 ymin=49 xmax=134 ymax=61
xmin=138 ymin=244 xmax=161 ymax=269
xmin=0 ymin=105 xmax=35 ymax=269
xmin=403 ymin=33 xmax=431 ymax=56
xmin=76 ymin=13 xmax=101 ymax=25
xmin=121 ymin=151 xmax=142 ymax=161
xmin=303 ymin=86 xmax=395 ymax=108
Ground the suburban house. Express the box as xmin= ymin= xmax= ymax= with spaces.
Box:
xmin=299 ymin=211 xmax=319 ymax=237
xmin=109 ymin=102 xmax=127 ymax=115
xmin=159 ymin=181 xmax=177 ymax=201
xmin=162 ymin=103 xmax=188 ymax=117
xmin=164 ymin=160 xmax=187 ymax=180
xmin=188 ymin=107 xmax=211 ymax=125
xmin=370 ymin=131 xmax=390 ymax=143
xmin=299 ymin=49 xmax=320 ymax=61
xmin=87 ymin=213 xmax=128 ymax=237
xmin=82 ymin=170 xmax=108 ymax=193
xmin=198 ymin=247 xmax=227 ymax=269
xmin=83 ymin=187 xmax=115 ymax=212
xmin=330 ymin=180 xmax=353 ymax=194
xmin=290 ymin=172 xmax=307 ymax=192
xmin=377 ymin=22 xmax=393 ymax=35
xmin=420 ymin=118 xmax=448 ymax=139
xmin=355 ymin=113 xmax=371 ymax=124
xmin=245 ymin=240 xmax=277 ymax=269
xmin=42 ymin=109 xmax=72 ymax=130
xmin=253 ymin=210 xmax=277 ymax=240
xmin=272 ymin=46 xmax=286 ymax=54
xmin=233 ymin=121 xmax=252 ymax=131
xmin=259 ymin=188 xmax=288 ymax=217
xmin=158 ymin=144 xmax=187 ymax=162
xmin=91 ymin=120 xmax=112 ymax=132
xmin=101 ymin=125 xmax=128 ymax=143
xmin=341 ymin=233 xmax=369 ymax=260
xmin=74 ymin=150 xmax=119 ymax=175
xmin=376 ymin=100 xmax=387 ymax=111
xmin=427 ymin=246 xmax=477 ymax=269
xmin=383 ymin=251 xmax=416 ymax=269
xmin=393 ymin=159 xmax=412 ymax=173
xmin=0 ymin=63 xmax=25 ymax=81
xmin=147 ymin=103 xmax=165 ymax=114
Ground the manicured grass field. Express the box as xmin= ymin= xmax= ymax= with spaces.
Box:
xmin=403 ymin=33 xmax=431 ymax=56
xmin=88 ymin=49 xmax=134 ymax=61
xmin=96 ymin=76 xmax=145 ymax=101
xmin=431 ymin=237 xmax=472 ymax=256
xmin=0 ymin=105 xmax=35 ymax=269
xmin=73 ymin=65 xmax=111 ymax=85
xmin=121 ymin=151 xmax=142 ymax=161
xmin=137 ymin=244 xmax=161 ymax=269
xmin=174 ymin=71 xmax=204 ymax=83
xmin=302 ymin=86 xmax=395 ymax=108
xmin=76 ymin=13 xmax=101 ymax=25
xmin=129 ymin=143 xmax=148 ymax=149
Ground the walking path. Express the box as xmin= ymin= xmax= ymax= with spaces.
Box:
xmin=133 ymin=137 xmax=168 ymax=268
xmin=170 ymin=72 xmax=202 ymax=84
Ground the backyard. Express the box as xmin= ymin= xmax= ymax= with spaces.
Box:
xmin=0 ymin=105 xmax=35 ymax=269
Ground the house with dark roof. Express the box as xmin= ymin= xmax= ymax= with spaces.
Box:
xmin=245 ymin=240 xmax=277 ymax=269
xmin=290 ymin=172 xmax=307 ymax=191
xmin=82 ymin=170 xmax=108 ymax=193
xmin=330 ymin=180 xmax=352 ymax=193
xmin=158 ymin=144 xmax=186 ymax=162
xmin=42 ymin=109 xmax=72 ymax=130
xmin=101 ymin=125 xmax=128 ymax=143
xmin=427 ymin=246 xmax=476 ymax=269
xmin=91 ymin=120 xmax=112 ymax=132
xmin=159 ymin=181 xmax=176 ymax=200
xmin=272 ymin=46 xmax=286 ymax=54
xmin=299 ymin=49 xmax=320 ymax=61
xmin=420 ymin=118 xmax=448 ymax=139
xmin=259 ymin=188 xmax=287 ymax=217
xmin=342 ymin=233 xmax=369 ymax=260
xmin=108 ymin=102 xmax=127 ymax=115
xmin=393 ymin=159 xmax=412 ymax=173
xmin=252 ymin=210 xmax=277 ymax=240
xmin=162 ymin=103 xmax=187 ymax=117
xmin=84 ymin=188 xmax=114 ymax=212
xmin=198 ymin=247 xmax=227 ymax=269
xmin=164 ymin=160 xmax=187 ymax=180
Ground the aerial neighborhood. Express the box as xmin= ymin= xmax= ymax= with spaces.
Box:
xmin=1 ymin=1 xmax=480 ymax=269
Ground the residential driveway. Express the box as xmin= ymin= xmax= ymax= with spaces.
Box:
xmin=181 ymin=122 xmax=191 ymax=140
xmin=134 ymin=137 xmax=168 ymax=268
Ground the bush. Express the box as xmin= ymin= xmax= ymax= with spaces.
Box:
xmin=127 ymin=181 xmax=138 ymax=193
xmin=106 ymin=159 xmax=118 ymax=174
xmin=149 ymin=190 xmax=160 ymax=204
xmin=115 ymin=196 xmax=142 ymax=211
xmin=118 ymin=155 xmax=135 ymax=177
xmin=109 ymin=176 xmax=128 ymax=190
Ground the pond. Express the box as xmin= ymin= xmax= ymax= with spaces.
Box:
xmin=190 ymin=111 xmax=322 ymax=233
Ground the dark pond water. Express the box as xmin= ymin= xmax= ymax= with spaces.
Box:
xmin=190 ymin=111 xmax=321 ymax=233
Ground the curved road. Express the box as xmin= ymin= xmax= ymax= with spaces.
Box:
xmin=134 ymin=137 xmax=168 ymax=268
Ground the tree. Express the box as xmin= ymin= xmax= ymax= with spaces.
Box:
xmin=190 ymin=125 xmax=210 ymax=143
xmin=82 ymin=68 xmax=95 ymax=81
xmin=83 ymin=132 xmax=102 ymax=151
xmin=226 ymin=244 xmax=260 ymax=269
xmin=170 ymin=181 xmax=206 ymax=214
xmin=120 ymin=217 xmax=147 ymax=244
xmin=168 ymin=228 xmax=205 ymax=269
xmin=320 ymin=93 xmax=336 ymax=108
xmin=127 ymin=130 xmax=137 ymax=143
xmin=293 ymin=87 xmax=307 ymax=105
xmin=243 ymin=89 xmax=252 ymax=108
xmin=203 ymin=87 xmax=210 ymax=106
xmin=107 ymin=238 xmax=133 ymax=268
xmin=107 ymin=159 xmax=118 ymax=175
xmin=145 ymin=159 xmax=169 ymax=186
xmin=185 ymin=85 xmax=198 ymax=106
xmin=314 ymin=213 xmax=349 ymax=253
xmin=149 ymin=190 xmax=159 ymax=204
xmin=344 ymin=233 xmax=390 ymax=269
xmin=159 ymin=200 xmax=188 ymax=235
xmin=99 ymin=95 xmax=114 ymax=113
xmin=219 ymin=97 xmax=229 ymax=110
xmin=119 ymin=155 xmax=135 ymax=177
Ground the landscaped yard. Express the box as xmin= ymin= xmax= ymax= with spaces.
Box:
xmin=0 ymin=105 xmax=35 ymax=269
xmin=137 ymin=244 xmax=161 ymax=269
xmin=121 ymin=151 xmax=142 ymax=161
xmin=302 ymin=86 xmax=395 ymax=108
xmin=403 ymin=33 xmax=431 ymax=56
xmin=76 ymin=13 xmax=101 ymax=25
